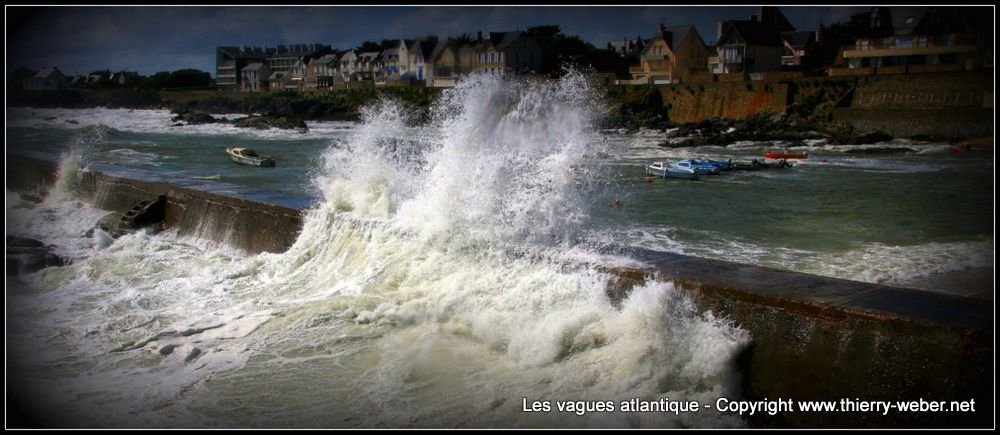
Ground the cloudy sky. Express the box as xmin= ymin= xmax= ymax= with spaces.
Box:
xmin=7 ymin=6 xmax=875 ymax=76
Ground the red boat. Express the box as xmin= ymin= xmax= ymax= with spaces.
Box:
xmin=764 ymin=151 xmax=808 ymax=159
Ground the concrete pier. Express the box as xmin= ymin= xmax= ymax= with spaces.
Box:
xmin=6 ymin=154 xmax=993 ymax=428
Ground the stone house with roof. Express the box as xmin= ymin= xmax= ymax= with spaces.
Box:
xmin=427 ymin=38 xmax=477 ymax=86
xmin=336 ymin=50 xmax=358 ymax=82
xmin=267 ymin=71 xmax=286 ymax=93
xmin=473 ymin=31 xmax=542 ymax=75
xmin=22 ymin=67 xmax=69 ymax=91
xmin=306 ymin=53 xmax=340 ymax=89
xmin=379 ymin=47 xmax=402 ymax=82
xmin=629 ymin=24 xmax=710 ymax=84
xmin=356 ymin=51 xmax=381 ymax=81
xmin=216 ymin=45 xmax=270 ymax=89
xmin=240 ymin=62 xmax=271 ymax=92
xmin=711 ymin=7 xmax=794 ymax=74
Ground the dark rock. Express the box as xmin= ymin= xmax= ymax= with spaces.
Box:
xmin=184 ymin=347 xmax=202 ymax=363
xmin=828 ymin=126 xmax=894 ymax=145
xmin=232 ymin=115 xmax=307 ymax=131
xmin=844 ymin=147 xmax=915 ymax=154
xmin=6 ymin=236 xmax=66 ymax=276
xmin=159 ymin=344 xmax=177 ymax=355
xmin=65 ymin=119 xmax=79 ymax=124
xmin=171 ymin=111 xmax=220 ymax=125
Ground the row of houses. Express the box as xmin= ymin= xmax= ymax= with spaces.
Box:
xmin=613 ymin=6 xmax=989 ymax=85
xmin=218 ymin=31 xmax=543 ymax=92
xmin=20 ymin=68 xmax=138 ymax=91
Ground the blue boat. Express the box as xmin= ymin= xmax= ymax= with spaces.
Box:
xmin=675 ymin=159 xmax=720 ymax=175
xmin=645 ymin=161 xmax=699 ymax=180
xmin=693 ymin=158 xmax=732 ymax=171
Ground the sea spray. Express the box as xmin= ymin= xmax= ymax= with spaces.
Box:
xmin=7 ymin=72 xmax=751 ymax=428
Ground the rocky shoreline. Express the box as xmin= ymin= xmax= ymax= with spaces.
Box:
xmin=654 ymin=112 xmax=896 ymax=148
xmin=170 ymin=110 xmax=309 ymax=131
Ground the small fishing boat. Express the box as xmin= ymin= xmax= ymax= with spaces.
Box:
xmin=226 ymin=147 xmax=275 ymax=167
xmin=693 ymin=159 xmax=732 ymax=171
xmin=731 ymin=158 xmax=793 ymax=170
xmin=645 ymin=161 xmax=699 ymax=180
xmin=764 ymin=150 xmax=808 ymax=159
xmin=675 ymin=159 xmax=720 ymax=175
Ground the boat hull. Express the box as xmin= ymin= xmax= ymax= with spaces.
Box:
xmin=228 ymin=152 xmax=276 ymax=167
xmin=764 ymin=151 xmax=807 ymax=159
xmin=646 ymin=166 xmax=699 ymax=180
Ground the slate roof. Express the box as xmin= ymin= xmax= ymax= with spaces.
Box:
xmin=720 ymin=20 xmax=783 ymax=46
xmin=782 ymin=31 xmax=815 ymax=48
xmin=242 ymin=63 xmax=267 ymax=72
xmin=484 ymin=31 xmax=528 ymax=50
xmin=313 ymin=54 xmax=340 ymax=65
xmin=656 ymin=26 xmax=695 ymax=51
xmin=758 ymin=6 xmax=795 ymax=33
xmin=34 ymin=67 xmax=62 ymax=79
xmin=889 ymin=6 xmax=929 ymax=36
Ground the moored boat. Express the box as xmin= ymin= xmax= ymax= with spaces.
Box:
xmin=764 ymin=150 xmax=808 ymax=159
xmin=226 ymin=147 xmax=276 ymax=167
xmin=675 ymin=159 xmax=720 ymax=175
xmin=730 ymin=158 xmax=792 ymax=170
xmin=693 ymin=158 xmax=732 ymax=171
xmin=645 ymin=161 xmax=699 ymax=180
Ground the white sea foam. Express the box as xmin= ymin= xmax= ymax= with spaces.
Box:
xmin=627 ymin=225 xmax=993 ymax=289
xmin=7 ymin=107 xmax=358 ymax=140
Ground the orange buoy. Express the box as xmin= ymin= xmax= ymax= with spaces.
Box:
xmin=646 ymin=176 xmax=654 ymax=184
xmin=613 ymin=198 xmax=622 ymax=208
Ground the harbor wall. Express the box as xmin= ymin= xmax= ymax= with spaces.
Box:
xmin=6 ymin=154 xmax=993 ymax=428
xmin=636 ymin=71 xmax=993 ymax=138
xmin=8 ymin=154 xmax=302 ymax=253
xmin=657 ymin=81 xmax=790 ymax=123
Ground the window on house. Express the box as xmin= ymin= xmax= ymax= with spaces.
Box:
xmin=904 ymin=17 xmax=915 ymax=25
xmin=870 ymin=10 xmax=880 ymax=28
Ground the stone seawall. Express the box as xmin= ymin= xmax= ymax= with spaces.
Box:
xmin=658 ymin=81 xmax=790 ymax=123
xmin=629 ymin=71 xmax=993 ymax=139
xmin=8 ymin=154 xmax=303 ymax=254
xmin=6 ymin=154 xmax=992 ymax=428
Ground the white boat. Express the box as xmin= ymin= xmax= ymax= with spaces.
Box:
xmin=226 ymin=147 xmax=275 ymax=167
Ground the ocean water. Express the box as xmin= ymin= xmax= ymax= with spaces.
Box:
xmin=5 ymin=72 xmax=993 ymax=428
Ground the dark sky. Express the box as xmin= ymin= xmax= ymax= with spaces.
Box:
xmin=7 ymin=6 xmax=874 ymax=76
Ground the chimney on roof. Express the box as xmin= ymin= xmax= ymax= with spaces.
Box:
xmin=815 ymin=25 xmax=822 ymax=43
xmin=659 ymin=23 xmax=665 ymax=35
xmin=717 ymin=21 xmax=723 ymax=41
xmin=477 ymin=31 xmax=482 ymax=42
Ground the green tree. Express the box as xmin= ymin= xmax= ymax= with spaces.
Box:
xmin=355 ymin=41 xmax=381 ymax=53
xmin=801 ymin=12 xmax=867 ymax=73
